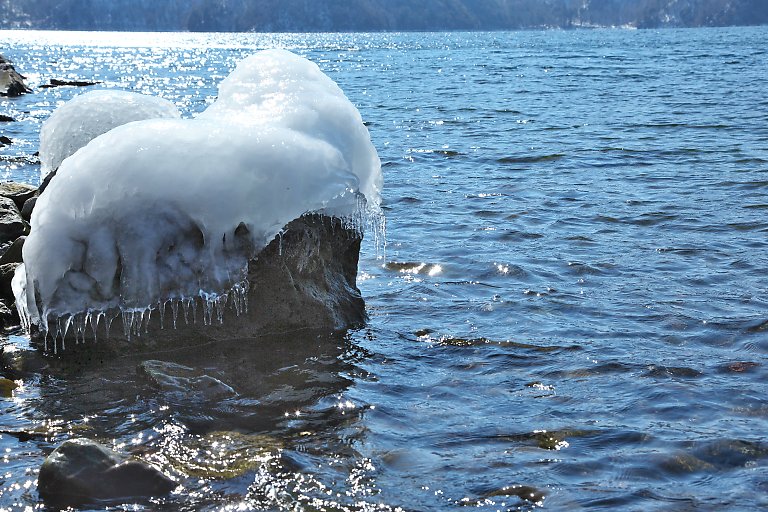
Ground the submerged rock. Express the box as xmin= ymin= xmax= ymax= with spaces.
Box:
xmin=38 ymin=438 xmax=176 ymax=506
xmin=165 ymin=430 xmax=282 ymax=480
xmin=138 ymin=359 xmax=237 ymax=401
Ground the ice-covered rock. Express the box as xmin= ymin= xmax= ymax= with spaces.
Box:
xmin=38 ymin=89 xmax=181 ymax=178
xmin=15 ymin=50 xmax=382 ymax=349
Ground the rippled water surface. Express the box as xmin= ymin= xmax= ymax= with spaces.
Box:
xmin=1 ymin=27 xmax=768 ymax=510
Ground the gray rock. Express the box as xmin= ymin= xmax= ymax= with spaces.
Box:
xmin=38 ymin=438 xmax=176 ymax=506
xmin=20 ymin=196 xmax=36 ymax=222
xmin=0 ymin=55 xmax=31 ymax=97
xmin=39 ymin=78 xmax=102 ymax=89
xmin=0 ymin=299 xmax=15 ymax=328
xmin=0 ymin=182 xmax=37 ymax=210
xmin=138 ymin=359 xmax=237 ymax=401
xmin=0 ymin=236 xmax=24 ymax=265
xmin=0 ymin=261 xmax=21 ymax=310
xmin=0 ymin=196 xmax=27 ymax=242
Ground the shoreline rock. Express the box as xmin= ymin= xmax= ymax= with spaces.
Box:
xmin=19 ymin=213 xmax=366 ymax=351
xmin=0 ymin=55 xmax=31 ymax=97
xmin=0 ymin=176 xmax=368 ymax=351
xmin=39 ymin=78 xmax=102 ymax=89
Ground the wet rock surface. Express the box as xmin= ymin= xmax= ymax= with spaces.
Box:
xmin=38 ymin=438 xmax=176 ymax=506
xmin=0 ymin=55 xmax=31 ymax=97
xmin=39 ymin=78 xmax=101 ymax=88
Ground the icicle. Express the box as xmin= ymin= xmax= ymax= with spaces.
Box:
xmin=90 ymin=311 xmax=102 ymax=342
xmin=121 ymin=310 xmax=133 ymax=340
xmin=215 ymin=293 xmax=227 ymax=324
xmin=183 ymin=298 xmax=192 ymax=325
xmin=143 ymin=308 xmax=151 ymax=334
xmin=74 ymin=313 xmax=81 ymax=343
xmin=171 ymin=299 xmax=179 ymax=329
xmin=202 ymin=295 xmax=213 ymax=326
xmin=105 ymin=312 xmax=115 ymax=339
xmin=61 ymin=315 xmax=72 ymax=349
xmin=158 ymin=301 xmax=166 ymax=330
xmin=230 ymin=279 xmax=249 ymax=316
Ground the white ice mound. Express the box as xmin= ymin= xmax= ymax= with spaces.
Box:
xmin=16 ymin=49 xmax=382 ymax=337
xmin=38 ymin=89 xmax=181 ymax=179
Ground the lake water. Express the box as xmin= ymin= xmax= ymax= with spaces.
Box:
xmin=1 ymin=27 xmax=767 ymax=511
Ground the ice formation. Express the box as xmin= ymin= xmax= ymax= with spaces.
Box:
xmin=38 ymin=89 xmax=181 ymax=179
xmin=15 ymin=49 xmax=382 ymax=347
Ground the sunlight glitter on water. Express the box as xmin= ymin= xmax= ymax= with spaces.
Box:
xmin=1 ymin=26 xmax=768 ymax=511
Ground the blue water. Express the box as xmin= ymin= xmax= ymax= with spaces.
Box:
xmin=1 ymin=27 xmax=768 ymax=510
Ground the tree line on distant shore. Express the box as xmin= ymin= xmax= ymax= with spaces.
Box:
xmin=1 ymin=0 xmax=767 ymax=31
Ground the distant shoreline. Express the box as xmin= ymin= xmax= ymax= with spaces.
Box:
xmin=1 ymin=23 xmax=766 ymax=34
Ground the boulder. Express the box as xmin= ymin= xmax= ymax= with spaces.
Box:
xmin=0 ymin=182 xmax=37 ymax=210
xmin=0 ymin=196 xmax=27 ymax=241
xmin=38 ymin=438 xmax=176 ymax=506
xmin=0 ymin=55 xmax=31 ymax=97
xmin=0 ymin=236 xmax=24 ymax=265
xmin=20 ymin=196 xmax=36 ymax=222
xmin=0 ymin=262 xmax=21 ymax=307
xmin=0 ymin=299 xmax=15 ymax=329
xmin=29 ymin=213 xmax=366 ymax=349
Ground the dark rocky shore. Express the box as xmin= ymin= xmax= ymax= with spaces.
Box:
xmin=0 ymin=180 xmax=368 ymax=504
xmin=0 ymin=52 xmax=373 ymax=506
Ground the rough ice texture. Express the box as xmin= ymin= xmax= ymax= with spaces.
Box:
xmin=38 ymin=89 xmax=181 ymax=178
xmin=16 ymin=49 xmax=382 ymax=342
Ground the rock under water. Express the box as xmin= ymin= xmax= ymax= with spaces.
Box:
xmin=38 ymin=438 xmax=176 ymax=506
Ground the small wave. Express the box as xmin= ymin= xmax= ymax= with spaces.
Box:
xmin=643 ymin=365 xmax=703 ymax=379
xmin=383 ymin=261 xmax=442 ymax=275
xmin=497 ymin=153 xmax=564 ymax=164
xmin=726 ymin=222 xmax=768 ymax=232
xmin=0 ymin=154 xmax=40 ymax=165
xmin=655 ymin=247 xmax=708 ymax=255
xmin=417 ymin=335 xmax=579 ymax=354
xmin=635 ymin=122 xmax=731 ymax=130
xmin=406 ymin=148 xmax=464 ymax=158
